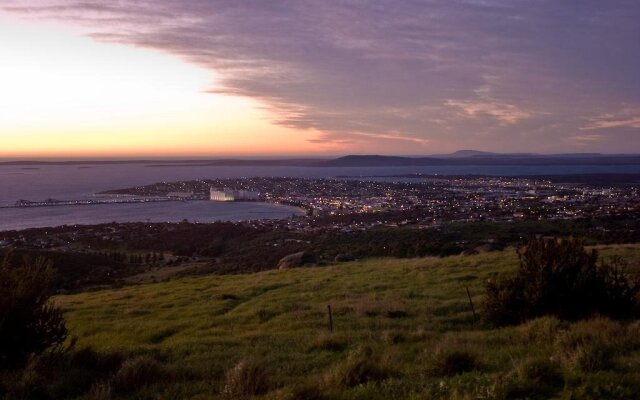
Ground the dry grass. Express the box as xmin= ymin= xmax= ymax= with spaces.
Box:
xmin=221 ymin=358 xmax=270 ymax=398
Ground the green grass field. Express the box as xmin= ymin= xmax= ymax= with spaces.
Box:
xmin=54 ymin=245 xmax=640 ymax=399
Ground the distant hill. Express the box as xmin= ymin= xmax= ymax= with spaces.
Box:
xmin=323 ymin=155 xmax=441 ymax=167
xmin=323 ymin=154 xmax=640 ymax=167
xmin=441 ymin=150 xmax=498 ymax=158
xmin=2 ymin=153 xmax=639 ymax=167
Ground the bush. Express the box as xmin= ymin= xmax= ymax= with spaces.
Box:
xmin=222 ymin=358 xmax=270 ymax=398
xmin=0 ymin=254 xmax=67 ymax=369
xmin=483 ymin=237 xmax=640 ymax=325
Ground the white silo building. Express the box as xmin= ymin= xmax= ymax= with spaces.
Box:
xmin=210 ymin=187 xmax=260 ymax=201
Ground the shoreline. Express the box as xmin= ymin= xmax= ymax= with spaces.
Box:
xmin=0 ymin=200 xmax=304 ymax=232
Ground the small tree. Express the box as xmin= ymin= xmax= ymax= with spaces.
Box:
xmin=483 ymin=237 xmax=640 ymax=326
xmin=0 ymin=254 xmax=67 ymax=369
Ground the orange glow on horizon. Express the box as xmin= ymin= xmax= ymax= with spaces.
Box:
xmin=0 ymin=15 xmax=332 ymax=158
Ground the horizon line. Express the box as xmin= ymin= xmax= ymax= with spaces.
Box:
xmin=2 ymin=151 xmax=640 ymax=163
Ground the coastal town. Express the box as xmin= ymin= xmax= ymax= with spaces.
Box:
xmin=2 ymin=175 xmax=638 ymax=254
xmin=99 ymin=175 xmax=639 ymax=231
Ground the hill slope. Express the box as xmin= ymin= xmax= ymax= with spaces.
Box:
xmin=56 ymin=246 xmax=640 ymax=399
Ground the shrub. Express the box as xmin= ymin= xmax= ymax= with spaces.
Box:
xmin=0 ymin=254 xmax=68 ymax=369
xmin=111 ymin=356 xmax=171 ymax=394
xmin=221 ymin=358 xmax=270 ymax=398
xmin=483 ymin=237 xmax=640 ymax=325
xmin=324 ymin=346 xmax=392 ymax=387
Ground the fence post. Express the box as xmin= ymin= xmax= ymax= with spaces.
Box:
xmin=466 ymin=287 xmax=478 ymax=324
xmin=327 ymin=305 xmax=334 ymax=333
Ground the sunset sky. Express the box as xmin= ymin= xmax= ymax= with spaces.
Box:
xmin=1 ymin=1 xmax=639 ymax=158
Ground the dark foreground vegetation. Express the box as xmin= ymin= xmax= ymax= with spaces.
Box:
xmin=484 ymin=237 xmax=640 ymax=325
xmin=0 ymin=254 xmax=67 ymax=370
xmin=0 ymin=240 xmax=639 ymax=399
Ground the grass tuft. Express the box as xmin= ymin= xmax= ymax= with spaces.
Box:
xmin=428 ymin=341 xmax=481 ymax=377
xmin=324 ymin=346 xmax=393 ymax=387
xmin=554 ymin=318 xmax=621 ymax=372
xmin=519 ymin=316 xmax=567 ymax=345
xmin=309 ymin=333 xmax=348 ymax=352
xmin=221 ymin=358 xmax=270 ymax=398
xmin=516 ymin=357 xmax=563 ymax=386
xmin=111 ymin=356 xmax=172 ymax=394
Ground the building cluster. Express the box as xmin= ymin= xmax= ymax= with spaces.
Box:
xmin=209 ymin=188 xmax=260 ymax=202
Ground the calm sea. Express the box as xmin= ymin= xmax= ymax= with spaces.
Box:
xmin=1 ymin=163 xmax=637 ymax=231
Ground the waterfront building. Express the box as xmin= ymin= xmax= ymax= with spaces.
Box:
xmin=210 ymin=188 xmax=260 ymax=201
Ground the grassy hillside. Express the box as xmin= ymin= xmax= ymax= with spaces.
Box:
xmin=53 ymin=245 xmax=640 ymax=399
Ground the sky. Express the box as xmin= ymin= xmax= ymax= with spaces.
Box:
xmin=1 ymin=0 xmax=639 ymax=157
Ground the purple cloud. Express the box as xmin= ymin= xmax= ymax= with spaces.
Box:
xmin=582 ymin=107 xmax=640 ymax=130
xmin=3 ymin=0 xmax=640 ymax=152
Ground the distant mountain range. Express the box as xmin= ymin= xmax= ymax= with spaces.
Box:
xmin=1 ymin=152 xmax=640 ymax=167
xmin=324 ymin=154 xmax=640 ymax=166
xmin=438 ymin=150 xmax=615 ymax=159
